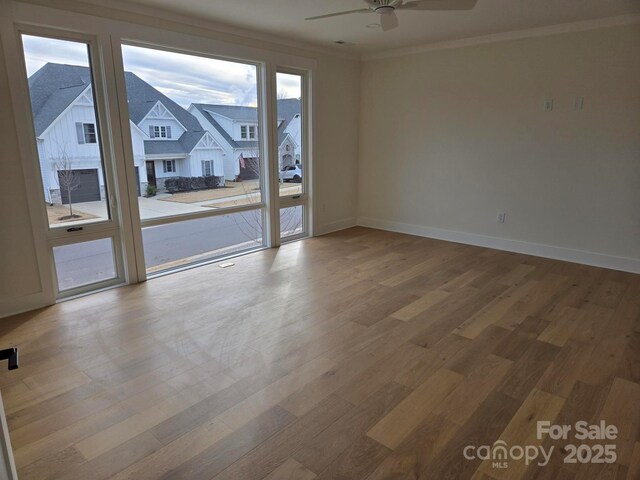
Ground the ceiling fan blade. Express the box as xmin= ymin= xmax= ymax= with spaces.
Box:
xmin=305 ymin=8 xmax=371 ymax=20
xmin=400 ymin=0 xmax=478 ymax=11
xmin=380 ymin=11 xmax=399 ymax=31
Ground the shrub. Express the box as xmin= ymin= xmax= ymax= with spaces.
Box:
xmin=190 ymin=176 xmax=206 ymax=190
xmin=145 ymin=184 xmax=157 ymax=197
xmin=204 ymin=175 xmax=217 ymax=188
xmin=164 ymin=177 xmax=189 ymax=193
xmin=164 ymin=176 xmax=225 ymax=193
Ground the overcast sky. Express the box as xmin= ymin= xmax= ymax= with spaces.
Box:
xmin=22 ymin=35 xmax=301 ymax=108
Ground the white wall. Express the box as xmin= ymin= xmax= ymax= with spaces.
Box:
xmin=188 ymin=106 xmax=238 ymax=180
xmin=313 ymin=54 xmax=360 ymax=234
xmin=39 ymin=102 xmax=149 ymax=199
xmin=209 ymin=112 xmax=234 ymax=138
xmin=189 ymin=147 xmax=225 ymax=177
xmin=358 ymin=24 xmax=640 ymax=271
xmin=130 ymin=122 xmax=148 ymax=186
xmin=0 ymin=29 xmax=43 ymax=313
xmin=285 ymin=115 xmax=302 ymax=153
xmin=153 ymin=158 xmax=186 ymax=178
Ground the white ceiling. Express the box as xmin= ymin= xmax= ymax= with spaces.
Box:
xmin=107 ymin=0 xmax=640 ymax=54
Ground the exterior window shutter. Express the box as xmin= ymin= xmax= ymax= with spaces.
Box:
xmin=149 ymin=125 xmax=154 ymax=138
xmin=166 ymin=126 xmax=172 ymax=139
xmin=201 ymin=160 xmax=205 ymax=176
xmin=163 ymin=160 xmax=167 ymax=173
xmin=76 ymin=122 xmax=85 ymax=144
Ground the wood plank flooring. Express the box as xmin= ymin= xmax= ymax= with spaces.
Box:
xmin=0 ymin=227 xmax=639 ymax=479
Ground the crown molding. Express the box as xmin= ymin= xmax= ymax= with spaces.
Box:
xmin=362 ymin=14 xmax=640 ymax=61
xmin=15 ymin=0 xmax=360 ymax=61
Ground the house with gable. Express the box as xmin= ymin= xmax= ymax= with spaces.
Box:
xmin=188 ymin=98 xmax=301 ymax=181
xmin=28 ymin=63 xmax=226 ymax=204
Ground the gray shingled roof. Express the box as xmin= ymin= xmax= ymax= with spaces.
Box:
xmin=28 ymin=63 xmax=209 ymax=156
xmin=191 ymin=104 xmax=242 ymax=149
xmin=200 ymin=104 xmax=258 ymax=122
xmin=192 ymin=98 xmax=300 ymax=149
xmin=28 ymin=64 xmax=92 ymax=137
xmin=143 ymin=131 xmax=207 ymax=156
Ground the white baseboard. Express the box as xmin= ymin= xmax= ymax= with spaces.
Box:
xmin=315 ymin=217 xmax=357 ymax=236
xmin=357 ymin=217 xmax=640 ymax=274
xmin=0 ymin=291 xmax=52 ymax=320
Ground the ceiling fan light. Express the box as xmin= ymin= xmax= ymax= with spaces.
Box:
xmin=375 ymin=6 xmax=395 ymax=15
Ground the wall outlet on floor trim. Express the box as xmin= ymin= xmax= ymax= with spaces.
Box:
xmin=497 ymin=212 xmax=506 ymax=223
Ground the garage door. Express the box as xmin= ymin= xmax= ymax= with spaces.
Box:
xmin=58 ymin=169 xmax=101 ymax=204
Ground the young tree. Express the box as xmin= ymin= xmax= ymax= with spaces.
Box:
xmin=233 ymin=145 xmax=303 ymax=242
xmin=53 ymin=148 xmax=81 ymax=219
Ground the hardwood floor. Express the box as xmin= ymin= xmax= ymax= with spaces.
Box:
xmin=0 ymin=227 xmax=638 ymax=479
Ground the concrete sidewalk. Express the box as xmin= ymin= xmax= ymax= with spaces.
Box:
xmin=59 ymin=185 xmax=298 ymax=226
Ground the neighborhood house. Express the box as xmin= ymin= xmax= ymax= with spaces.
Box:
xmin=28 ymin=63 xmax=302 ymax=205
xmin=189 ymin=99 xmax=302 ymax=181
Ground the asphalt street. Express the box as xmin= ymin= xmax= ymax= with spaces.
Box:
xmin=54 ymin=208 xmax=302 ymax=291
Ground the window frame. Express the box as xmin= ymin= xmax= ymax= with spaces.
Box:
xmin=82 ymin=122 xmax=97 ymax=143
xmin=114 ymin=40 xmax=278 ymax=277
xmin=4 ymin=23 xmax=131 ymax=301
xmin=162 ymin=159 xmax=175 ymax=173
xmin=201 ymin=159 xmax=213 ymax=177
xmin=2 ymin=1 xmax=316 ymax=298
xmin=275 ymin=68 xmax=310 ymax=245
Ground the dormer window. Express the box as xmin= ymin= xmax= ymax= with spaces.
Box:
xmin=149 ymin=125 xmax=172 ymax=139
xmin=240 ymin=124 xmax=257 ymax=140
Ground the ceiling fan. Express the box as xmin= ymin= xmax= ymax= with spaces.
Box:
xmin=305 ymin=0 xmax=478 ymax=32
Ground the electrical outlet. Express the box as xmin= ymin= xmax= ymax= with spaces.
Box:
xmin=497 ymin=212 xmax=506 ymax=223
xmin=543 ymin=99 xmax=553 ymax=112
xmin=574 ymin=96 xmax=584 ymax=110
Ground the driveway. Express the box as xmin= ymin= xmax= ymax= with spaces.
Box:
xmin=68 ymin=195 xmax=211 ymax=222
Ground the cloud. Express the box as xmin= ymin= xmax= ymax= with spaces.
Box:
xmin=22 ymin=35 xmax=89 ymax=74
xmin=122 ymin=45 xmax=259 ymax=107
xmin=22 ymin=35 xmax=302 ymax=109
xmin=277 ymin=72 xmax=302 ymax=99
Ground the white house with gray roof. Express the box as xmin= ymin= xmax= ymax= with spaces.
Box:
xmin=189 ymin=98 xmax=301 ymax=181
xmin=28 ymin=63 xmax=225 ymax=203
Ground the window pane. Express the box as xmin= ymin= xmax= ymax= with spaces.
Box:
xmin=121 ymin=45 xmax=263 ymax=221
xmin=276 ymin=73 xmax=303 ymax=198
xmin=143 ymin=210 xmax=263 ymax=274
xmin=53 ymin=238 xmax=117 ymax=291
xmin=21 ymin=35 xmax=111 ymax=228
xmin=280 ymin=206 xmax=304 ymax=239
